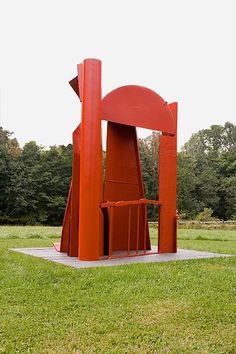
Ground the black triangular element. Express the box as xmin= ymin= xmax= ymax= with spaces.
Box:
xmin=69 ymin=76 xmax=81 ymax=102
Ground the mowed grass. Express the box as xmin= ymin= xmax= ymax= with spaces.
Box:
xmin=0 ymin=225 xmax=61 ymax=239
xmin=0 ymin=226 xmax=235 ymax=354
xmin=150 ymin=226 xmax=236 ymax=255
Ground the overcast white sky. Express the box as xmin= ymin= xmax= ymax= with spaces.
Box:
xmin=0 ymin=0 xmax=235 ymax=150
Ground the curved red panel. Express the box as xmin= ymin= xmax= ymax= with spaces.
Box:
xmin=102 ymin=85 xmax=176 ymax=134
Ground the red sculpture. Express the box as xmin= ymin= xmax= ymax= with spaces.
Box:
xmin=58 ymin=58 xmax=177 ymax=261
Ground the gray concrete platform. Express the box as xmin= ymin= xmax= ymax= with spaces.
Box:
xmin=11 ymin=247 xmax=232 ymax=269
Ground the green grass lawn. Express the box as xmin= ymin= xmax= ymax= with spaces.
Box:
xmin=0 ymin=226 xmax=235 ymax=354
xmin=150 ymin=226 xmax=236 ymax=256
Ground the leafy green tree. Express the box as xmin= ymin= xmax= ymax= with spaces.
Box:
xmin=0 ymin=127 xmax=21 ymax=222
xmin=195 ymin=208 xmax=215 ymax=221
xmin=139 ymin=132 xmax=159 ymax=199
xmin=6 ymin=141 xmax=42 ymax=224
xmin=177 ymin=152 xmax=198 ymax=218
xmin=138 ymin=132 xmax=159 ymax=220
xmin=216 ymin=175 xmax=236 ymax=220
xmin=179 ymin=122 xmax=236 ymax=219
xmin=37 ymin=145 xmax=72 ymax=225
xmin=1 ymin=121 xmax=235 ymax=224
xmin=3 ymin=139 xmax=72 ymax=225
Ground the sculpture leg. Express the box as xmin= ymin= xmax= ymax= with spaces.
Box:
xmin=158 ymin=103 xmax=177 ymax=253
xmin=78 ymin=59 xmax=103 ymax=260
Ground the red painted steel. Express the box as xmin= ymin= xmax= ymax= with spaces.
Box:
xmin=78 ymin=59 xmax=103 ymax=261
xmin=78 ymin=63 xmax=84 ymax=102
xmin=144 ymin=204 xmax=147 ymax=254
xmin=158 ymin=102 xmax=178 ymax=253
xmin=102 ymin=199 xmax=159 ymax=258
xmin=69 ymin=65 xmax=83 ymax=102
xmin=136 ymin=205 xmax=140 ymax=253
xmin=53 ymin=242 xmax=61 ymax=252
xmin=68 ymin=125 xmax=81 ymax=256
xmin=128 ymin=206 xmax=131 ymax=254
xmin=101 ymin=199 xmax=161 ymax=208
xmin=108 ymin=206 xmax=114 ymax=257
xmin=104 ymin=122 xmax=150 ymax=252
xmin=102 ymin=85 xmax=175 ymax=134
xmin=60 ymin=182 xmax=72 ymax=253
xmin=69 ymin=77 xmax=80 ymax=100
xmin=60 ymin=58 xmax=178 ymax=260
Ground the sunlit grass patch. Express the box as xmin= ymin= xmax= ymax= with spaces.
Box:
xmin=0 ymin=225 xmax=61 ymax=239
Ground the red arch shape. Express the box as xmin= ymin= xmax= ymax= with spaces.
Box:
xmin=102 ymin=85 xmax=176 ymax=134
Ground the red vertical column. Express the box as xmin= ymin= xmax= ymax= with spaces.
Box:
xmin=78 ymin=59 xmax=103 ymax=260
xmin=68 ymin=125 xmax=80 ymax=257
xmin=158 ymin=102 xmax=177 ymax=253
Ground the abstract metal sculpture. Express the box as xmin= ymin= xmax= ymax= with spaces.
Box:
xmin=58 ymin=58 xmax=177 ymax=261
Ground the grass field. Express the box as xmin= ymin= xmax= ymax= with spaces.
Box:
xmin=0 ymin=226 xmax=235 ymax=354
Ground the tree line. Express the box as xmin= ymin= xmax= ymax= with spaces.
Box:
xmin=140 ymin=122 xmax=236 ymax=220
xmin=0 ymin=128 xmax=72 ymax=225
xmin=0 ymin=122 xmax=235 ymax=225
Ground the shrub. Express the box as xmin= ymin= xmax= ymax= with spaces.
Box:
xmin=195 ymin=208 xmax=218 ymax=222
